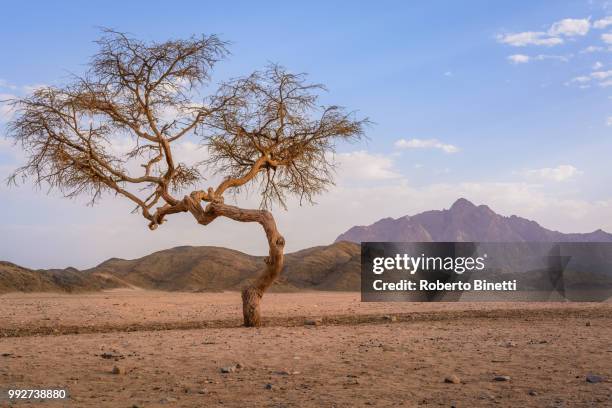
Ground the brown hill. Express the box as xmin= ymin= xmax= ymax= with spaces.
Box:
xmin=336 ymin=198 xmax=612 ymax=243
xmin=0 ymin=261 xmax=122 ymax=293
xmin=0 ymin=242 xmax=360 ymax=294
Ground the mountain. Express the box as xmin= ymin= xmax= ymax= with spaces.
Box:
xmin=0 ymin=241 xmax=360 ymax=294
xmin=335 ymin=198 xmax=612 ymax=243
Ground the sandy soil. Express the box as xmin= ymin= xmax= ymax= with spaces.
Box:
xmin=0 ymin=291 xmax=611 ymax=407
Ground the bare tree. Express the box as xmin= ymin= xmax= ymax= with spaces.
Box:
xmin=6 ymin=30 xmax=367 ymax=326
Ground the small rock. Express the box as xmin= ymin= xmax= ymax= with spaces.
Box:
xmin=159 ymin=397 xmax=177 ymax=404
xmin=504 ymin=341 xmax=516 ymax=348
xmin=528 ymin=390 xmax=538 ymax=396
xmin=585 ymin=321 xmax=591 ymax=327
xmin=383 ymin=315 xmax=397 ymax=322
xmin=493 ymin=375 xmax=511 ymax=382
xmin=197 ymin=389 xmax=208 ymax=394
xmin=586 ymin=374 xmax=604 ymax=383
xmin=220 ymin=365 xmax=237 ymax=373
xmin=444 ymin=375 xmax=461 ymax=384
xmin=1 ymin=353 xmax=12 ymax=357
xmin=111 ymin=366 xmax=125 ymax=375
xmin=273 ymin=370 xmax=289 ymax=376
xmin=264 ymin=383 xmax=273 ymax=390
xmin=304 ymin=318 xmax=322 ymax=326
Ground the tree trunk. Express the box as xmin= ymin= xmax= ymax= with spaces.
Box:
xmin=241 ymin=211 xmax=285 ymax=327
xmin=182 ymin=196 xmax=285 ymax=327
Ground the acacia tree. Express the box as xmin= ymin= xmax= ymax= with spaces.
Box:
xmin=7 ymin=31 xmax=366 ymax=327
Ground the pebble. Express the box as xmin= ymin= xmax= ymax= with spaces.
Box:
xmin=304 ymin=318 xmax=322 ymax=326
xmin=111 ymin=366 xmax=125 ymax=375
xmin=220 ymin=365 xmax=238 ymax=373
xmin=444 ymin=375 xmax=461 ymax=384
xmin=528 ymin=390 xmax=538 ymax=396
xmin=493 ymin=375 xmax=511 ymax=382
xmin=264 ymin=383 xmax=273 ymax=390
xmin=586 ymin=374 xmax=604 ymax=383
xmin=159 ymin=397 xmax=177 ymax=404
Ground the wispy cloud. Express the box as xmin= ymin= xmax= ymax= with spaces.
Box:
xmin=497 ymin=17 xmax=591 ymax=48
xmin=395 ymin=138 xmax=459 ymax=154
xmin=548 ymin=18 xmax=591 ymax=37
xmin=336 ymin=151 xmax=403 ymax=181
xmin=594 ymin=16 xmax=612 ymax=29
xmin=567 ymin=69 xmax=612 ymax=88
xmin=507 ymin=54 xmax=530 ymax=64
xmin=497 ymin=31 xmax=563 ymax=47
xmin=581 ymin=45 xmax=604 ymax=53
xmin=508 ymin=54 xmax=571 ymax=64
xmin=520 ymin=164 xmax=582 ymax=182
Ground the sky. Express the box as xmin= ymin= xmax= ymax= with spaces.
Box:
xmin=2 ymin=0 xmax=612 ymax=268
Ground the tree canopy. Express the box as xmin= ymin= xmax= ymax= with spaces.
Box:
xmin=8 ymin=30 xmax=367 ymax=230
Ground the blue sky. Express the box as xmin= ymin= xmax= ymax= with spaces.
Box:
xmin=2 ymin=0 xmax=612 ymax=268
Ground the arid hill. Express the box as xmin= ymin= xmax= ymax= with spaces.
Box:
xmin=336 ymin=198 xmax=612 ymax=243
xmin=0 ymin=261 xmax=123 ymax=293
xmin=0 ymin=241 xmax=360 ymax=294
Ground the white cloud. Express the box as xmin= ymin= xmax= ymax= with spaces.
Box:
xmin=600 ymin=79 xmax=612 ymax=87
xmin=443 ymin=71 xmax=453 ymax=77
xmin=394 ymin=138 xmax=459 ymax=154
xmin=335 ymin=151 xmax=402 ymax=181
xmin=591 ymin=69 xmax=612 ymax=79
xmin=0 ymin=79 xmax=18 ymax=91
xmin=594 ymin=16 xmax=612 ymax=29
xmin=509 ymin=54 xmax=571 ymax=64
xmin=548 ymin=18 xmax=591 ymax=37
xmin=507 ymin=54 xmax=530 ymax=64
xmin=602 ymin=33 xmax=612 ymax=44
xmin=22 ymin=84 xmax=47 ymax=94
xmin=593 ymin=61 xmax=604 ymax=70
xmin=520 ymin=165 xmax=582 ymax=182
xmin=497 ymin=32 xmax=563 ymax=47
xmin=607 ymin=116 xmax=612 ymax=126
xmin=534 ymin=54 xmax=571 ymax=62
xmin=569 ymin=70 xmax=612 ymax=88
xmin=581 ymin=45 xmax=604 ymax=53
xmin=570 ymin=75 xmax=592 ymax=83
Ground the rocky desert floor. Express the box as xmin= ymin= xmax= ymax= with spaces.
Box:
xmin=0 ymin=290 xmax=611 ymax=407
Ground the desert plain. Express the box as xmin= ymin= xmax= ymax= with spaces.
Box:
xmin=0 ymin=290 xmax=611 ymax=407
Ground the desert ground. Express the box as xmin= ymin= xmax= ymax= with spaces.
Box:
xmin=0 ymin=291 xmax=610 ymax=407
